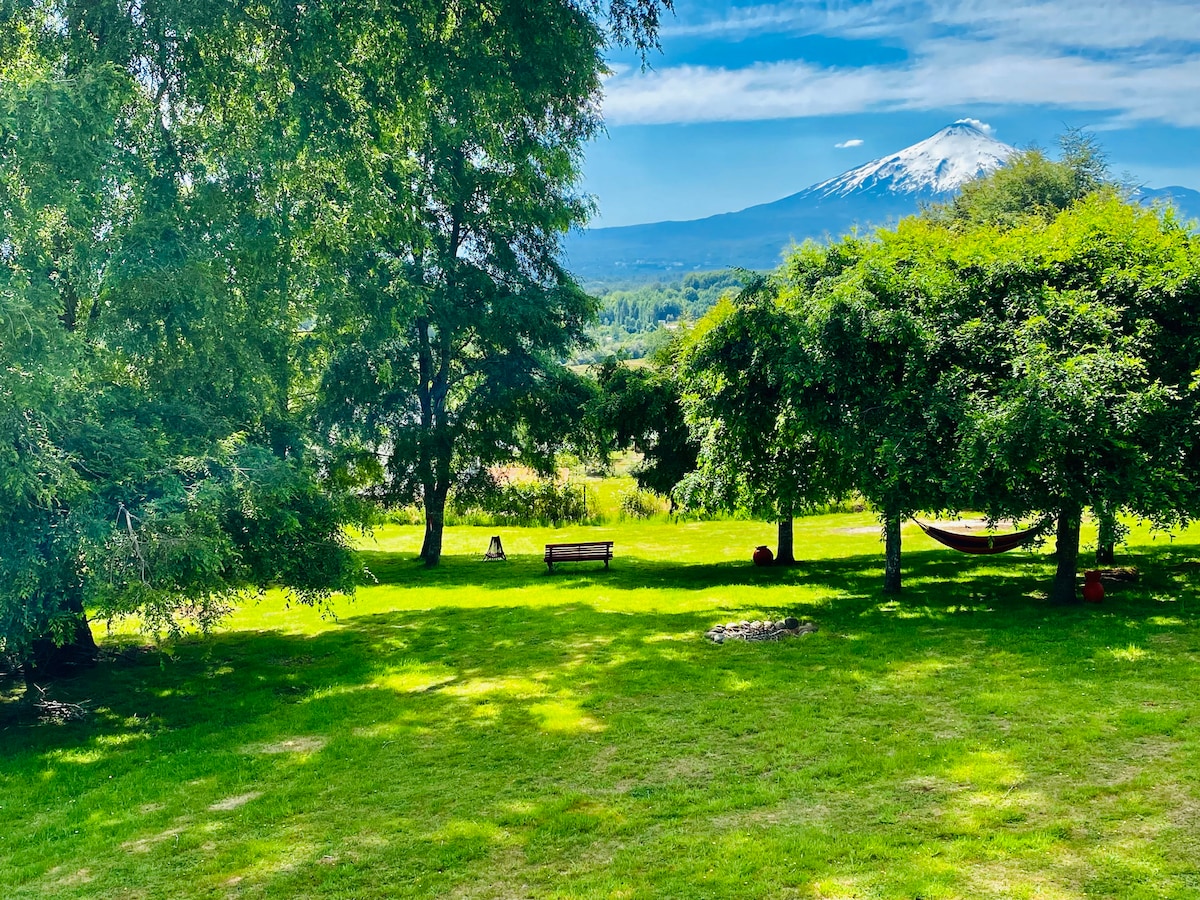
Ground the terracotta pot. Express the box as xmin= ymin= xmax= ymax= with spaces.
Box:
xmin=753 ymin=545 xmax=774 ymax=566
xmin=1083 ymin=569 xmax=1105 ymax=603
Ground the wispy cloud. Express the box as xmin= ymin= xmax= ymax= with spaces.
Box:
xmin=955 ymin=118 xmax=994 ymax=135
xmin=835 ymin=138 xmax=865 ymax=148
xmin=608 ymin=0 xmax=1200 ymax=129
xmin=931 ymin=0 xmax=1200 ymax=52
xmin=665 ymin=0 xmax=1200 ymax=50
xmin=605 ymin=51 xmax=1200 ymax=127
xmin=662 ymin=1 xmax=914 ymax=41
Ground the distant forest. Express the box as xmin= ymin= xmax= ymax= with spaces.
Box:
xmin=576 ymin=270 xmax=746 ymax=363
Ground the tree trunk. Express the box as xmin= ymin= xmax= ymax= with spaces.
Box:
xmin=776 ymin=515 xmax=796 ymax=565
xmin=883 ymin=509 xmax=902 ymax=595
xmin=1051 ymin=502 xmax=1083 ymax=605
xmin=414 ymin=306 xmax=453 ymax=568
xmin=1095 ymin=505 xmax=1117 ymax=565
xmin=420 ymin=484 xmax=449 ymax=567
xmin=28 ymin=606 xmax=98 ymax=680
xmin=22 ymin=661 xmax=40 ymax=710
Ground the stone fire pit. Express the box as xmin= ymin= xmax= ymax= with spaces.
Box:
xmin=706 ymin=617 xmax=817 ymax=643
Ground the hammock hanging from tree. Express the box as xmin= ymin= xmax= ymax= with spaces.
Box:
xmin=913 ymin=518 xmax=1050 ymax=555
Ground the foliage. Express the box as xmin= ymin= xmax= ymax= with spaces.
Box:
xmin=588 ymin=347 xmax=699 ymax=504
xmin=935 ymin=128 xmax=1112 ymax=227
xmin=576 ymin=270 xmax=745 ymax=363
xmin=456 ymin=478 xmax=594 ymax=528
xmin=735 ymin=140 xmax=1200 ymax=598
xmin=0 ymin=1 xmax=368 ymax=673
xmin=775 ymin=231 xmax=983 ymax=587
xmin=617 ymin=487 xmax=661 ymax=519
xmin=312 ymin=0 xmax=678 ymax=567
xmin=952 ymin=196 xmax=1200 ymax=600
xmin=674 ymin=266 xmax=858 ymax=563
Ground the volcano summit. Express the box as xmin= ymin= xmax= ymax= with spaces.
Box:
xmin=565 ymin=122 xmax=1018 ymax=281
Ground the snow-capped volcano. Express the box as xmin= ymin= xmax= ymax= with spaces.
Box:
xmin=565 ymin=121 xmax=1017 ymax=280
xmin=807 ymin=121 xmax=1016 ymax=200
xmin=563 ymin=121 xmax=1195 ymax=282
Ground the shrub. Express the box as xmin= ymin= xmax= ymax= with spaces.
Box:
xmin=619 ymin=488 xmax=661 ymax=520
xmin=453 ymin=480 xmax=594 ymax=527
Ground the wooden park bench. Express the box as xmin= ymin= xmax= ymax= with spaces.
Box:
xmin=544 ymin=540 xmax=613 ymax=572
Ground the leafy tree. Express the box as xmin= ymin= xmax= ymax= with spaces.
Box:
xmin=307 ymin=0 xmax=675 ymax=567
xmin=932 ymin=129 xmax=1133 ymax=564
xmin=784 ymin=230 xmax=977 ymax=592
xmin=937 ymin=129 xmax=1111 ymax=229
xmin=677 ymin=274 xmax=852 ymax=563
xmin=933 ymin=133 xmax=1200 ymax=584
xmin=955 ymin=195 xmax=1200 ymax=603
xmin=0 ymin=1 xmax=376 ymax=681
xmin=589 ymin=349 xmax=698 ymax=510
xmin=314 ymin=1 xmax=609 ymax=566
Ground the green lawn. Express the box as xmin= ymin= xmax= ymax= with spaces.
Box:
xmin=4 ymin=514 xmax=1200 ymax=899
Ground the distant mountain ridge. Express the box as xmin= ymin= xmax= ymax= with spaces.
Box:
xmin=1135 ymin=185 xmax=1200 ymax=220
xmin=564 ymin=123 xmax=1200 ymax=283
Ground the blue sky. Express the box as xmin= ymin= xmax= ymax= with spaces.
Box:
xmin=582 ymin=0 xmax=1200 ymax=226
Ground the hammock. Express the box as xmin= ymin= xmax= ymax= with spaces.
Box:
xmin=914 ymin=519 xmax=1048 ymax=555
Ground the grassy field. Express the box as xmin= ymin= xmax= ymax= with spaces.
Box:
xmin=4 ymin=514 xmax=1200 ymax=899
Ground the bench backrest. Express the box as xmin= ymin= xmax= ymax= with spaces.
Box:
xmin=545 ymin=541 xmax=613 ymax=560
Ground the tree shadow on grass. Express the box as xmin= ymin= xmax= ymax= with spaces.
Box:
xmin=8 ymin=541 xmax=1195 ymax=749
xmin=3 ymin=538 xmax=1198 ymax=898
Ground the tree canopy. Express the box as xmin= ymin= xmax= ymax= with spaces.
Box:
xmin=952 ymin=194 xmax=1200 ymax=601
xmin=310 ymin=0 xmax=617 ymax=566
xmin=0 ymin=0 xmax=377 ymax=677
xmin=0 ymin=0 xmax=675 ymax=677
xmin=675 ymin=141 xmax=1200 ymax=599
xmin=676 ymin=274 xmax=853 ymax=563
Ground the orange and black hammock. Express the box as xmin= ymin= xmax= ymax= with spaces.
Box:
xmin=914 ymin=519 xmax=1048 ymax=555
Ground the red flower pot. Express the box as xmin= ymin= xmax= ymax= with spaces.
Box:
xmin=1083 ymin=569 xmax=1105 ymax=603
xmin=753 ymin=545 xmax=774 ymax=566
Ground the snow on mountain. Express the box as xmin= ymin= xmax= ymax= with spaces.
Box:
xmin=806 ymin=121 xmax=1016 ymax=200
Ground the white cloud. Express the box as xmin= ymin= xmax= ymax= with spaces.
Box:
xmin=662 ymin=1 xmax=918 ymax=41
xmin=930 ymin=0 xmax=1200 ymax=52
xmin=608 ymin=0 xmax=1200 ymax=129
xmin=600 ymin=4 xmax=1200 ymax=130
xmin=954 ymin=118 xmax=994 ymax=135
xmin=835 ymin=138 xmax=865 ymax=148
xmin=664 ymin=0 xmax=1200 ymax=50
xmin=603 ymin=61 xmax=887 ymax=125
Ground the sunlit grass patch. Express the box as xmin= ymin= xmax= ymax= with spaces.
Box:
xmin=1108 ymin=644 xmax=1152 ymax=662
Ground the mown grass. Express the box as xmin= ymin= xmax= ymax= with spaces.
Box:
xmin=4 ymin=514 xmax=1200 ymax=899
